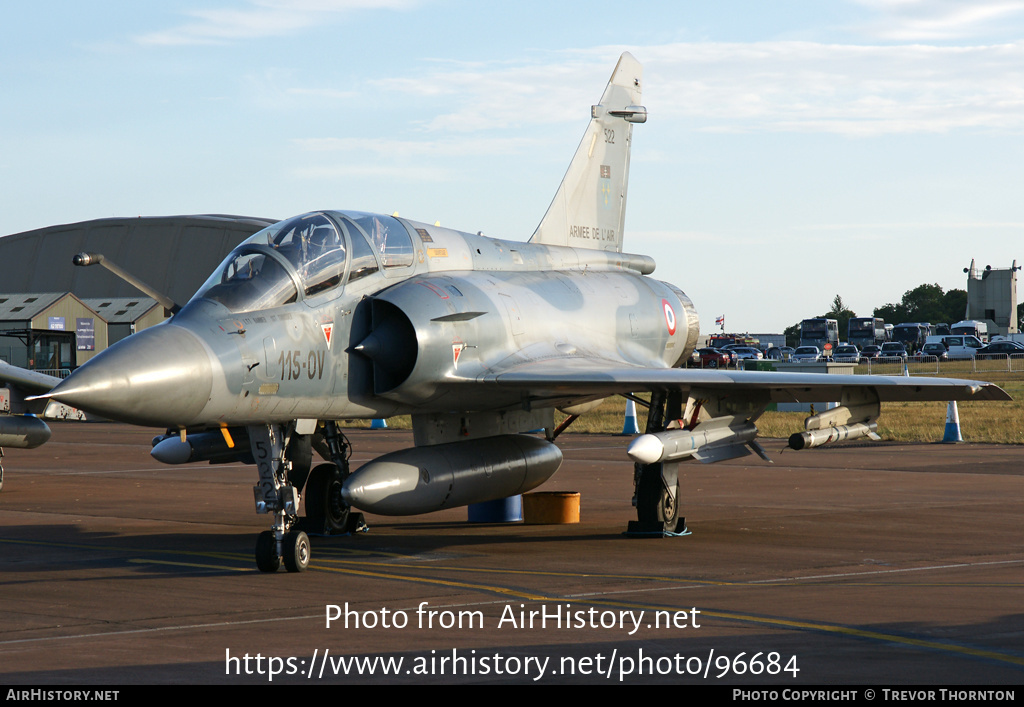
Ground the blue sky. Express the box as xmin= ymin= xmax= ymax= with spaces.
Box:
xmin=2 ymin=1 xmax=1022 ymax=332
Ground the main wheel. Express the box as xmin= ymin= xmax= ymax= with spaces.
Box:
xmin=283 ymin=530 xmax=310 ymax=573
xmin=304 ymin=463 xmax=350 ymax=534
xmin=255 ymin=530 xmax=281 ymax=573
xmin=636 ymin=463 xmax=679 ymax=531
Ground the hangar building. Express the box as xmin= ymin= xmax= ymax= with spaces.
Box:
xmin=0 ymin=215 xmax=274 ymax=369
xmin=0 ymin=215 xmax=275 ymax=305
xmin=0 ymin=292 xmax=108 ymax=371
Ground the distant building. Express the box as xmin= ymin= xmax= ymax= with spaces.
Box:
xmin=0 ymin=215 xmax=274 ymax=369
xmin=0 ymin=215 xmax=274 ymax=307
xmin=82 ymin=298 xmax=165 ymax=345
xmin=0 ymin=292 xmax=108 ymax=371
xmin=964 ymin=260 xmax=1019 ymax=337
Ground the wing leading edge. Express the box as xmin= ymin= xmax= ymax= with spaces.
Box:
xmin=0 ymin=361 xmax=62 ymax=396
xmin=481 ymin=360 xmax=1011 ymax=403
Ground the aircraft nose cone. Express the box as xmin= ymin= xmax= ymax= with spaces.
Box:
xmin=46 ymin=324 xmax=214 ymax=427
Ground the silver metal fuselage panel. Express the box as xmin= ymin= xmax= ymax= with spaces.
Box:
xmin=160 ymin=212 xmax=694 ymax=428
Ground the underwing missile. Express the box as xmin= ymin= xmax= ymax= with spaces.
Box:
xmin=151 ymin=429 xmax=253 ymax=465
xmin=788 ymin=422 xmax=880 ymax=451
xmin=627 ymin=422 xmax=759 ymax=465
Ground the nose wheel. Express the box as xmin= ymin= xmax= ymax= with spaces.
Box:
xmin=282 ymin=530 xmax=310 ymax=572
xmin=255 ymin=531 xmax=281 ymax=572
xmin=255 ymin=529 xmax=311 ymax=573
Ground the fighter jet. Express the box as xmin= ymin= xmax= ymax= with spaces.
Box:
xmin=26 ymin=53 xmax=1008 ymax=572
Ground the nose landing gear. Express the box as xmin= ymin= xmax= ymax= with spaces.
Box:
xmin=249 ymin=420 xmax=363 ymax=573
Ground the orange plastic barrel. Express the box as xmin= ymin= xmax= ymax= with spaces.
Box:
xmin=523 ymin=492 xmax=580 ymax=524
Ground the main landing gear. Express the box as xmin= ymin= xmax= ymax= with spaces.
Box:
xmin=303 ymin=422 xmax=363 ymax=536
xmin=629 ymin=390 xmax=685 ymax=535
xmin=249 ymin=420 xmax=363 ymax=573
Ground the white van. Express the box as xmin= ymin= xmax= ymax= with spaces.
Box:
xmin=925 ymin=334 xmax=984 ymax=359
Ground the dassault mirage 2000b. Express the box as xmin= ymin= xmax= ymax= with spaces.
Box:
xmin=30 ymin=53 xmax=1008 ymax=572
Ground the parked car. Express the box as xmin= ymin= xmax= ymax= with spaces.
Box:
xmin=791 ymin=346 xmax=821 ymax=362
xmin=833 ymin=345 xmax=861 ymax=363
xmin=766 ymin=346 xmax=794 ymax=361
xmin=730 ymin=346 xmax=764 ymax=362
xmin=914 ymin=342 xmax=948 ymax=361
xmin=861 ymin=345 xmax=883 ymax=361
xmin=689 ymin=347 xmax=731 ymax=368
xmin=879 ymin=342 xmax=908 ymax=361
xmin=709 ymin=347 xmax=739 ymax=367
xmin=975 ymin=341 xmax=1024 ymax=360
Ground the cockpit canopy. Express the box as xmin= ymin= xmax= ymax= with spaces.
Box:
xmin=192 ymin=211 xmax=415 ymax=313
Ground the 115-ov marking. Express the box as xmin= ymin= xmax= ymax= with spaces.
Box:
xmin=278 ymin=349 xmax=326 ymax=381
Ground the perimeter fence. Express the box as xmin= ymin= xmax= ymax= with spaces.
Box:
xmin=859 ymin=354 xmax=1024 ymax=378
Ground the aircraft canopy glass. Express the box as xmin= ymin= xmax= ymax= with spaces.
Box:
xmin=246 ymin=213 xmax=348 ymax=296
xmin=345 ymin=212 xmax=415 ymax=269
xmin=193 ymin=213 xmax=349 ymax=312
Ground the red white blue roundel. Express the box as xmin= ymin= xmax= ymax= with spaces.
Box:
xmin=662 ymin=299 xmax=677 ymax=335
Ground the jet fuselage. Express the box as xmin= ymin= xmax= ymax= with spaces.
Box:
xmin=53 ymin=211 xmax=699 ymax=429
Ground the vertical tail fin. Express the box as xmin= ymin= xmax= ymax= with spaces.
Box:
xmin=529 ymin=52 xmax=645 ymax=253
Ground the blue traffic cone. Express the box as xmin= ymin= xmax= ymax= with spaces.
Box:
xmin=942 ymin=401 xmax=962 ymax=443
xmin=371 ymin=418 xmax=388 ymax=429
xmin=621 ymin=398 xmax=640 ymax=435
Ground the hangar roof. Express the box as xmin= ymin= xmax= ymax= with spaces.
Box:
xmin=82 ymin=298 xmax=160 ymax=324
xmin=0 ymin=215 xmax=276 ymax=306
xmin=0 ymin=293 xmax=69 ymax=321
